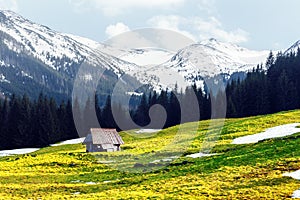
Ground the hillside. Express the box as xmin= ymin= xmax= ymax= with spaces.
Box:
xmin=0 ymin=10 xmax=141 ymax=100
xmin=0 ymin=110 xmax=300 ymax=199
xmin=0 ymin=10 xmax=280 ymax=99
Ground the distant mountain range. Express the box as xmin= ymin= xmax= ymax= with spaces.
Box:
xmin=0 ymin=10 xmax=299 ymax=100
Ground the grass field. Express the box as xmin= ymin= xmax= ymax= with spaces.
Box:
xmin=0 ymin=110 xmax=300 ymax=199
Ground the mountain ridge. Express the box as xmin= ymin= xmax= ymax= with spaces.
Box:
xmin=0 ymin=10 xmax=298 ymax=98
xmin=0 ymin=10 xmax=143 ymax=100
xmin=284 ymin=40 xmax=300 ymax=55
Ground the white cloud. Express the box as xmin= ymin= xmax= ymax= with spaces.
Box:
xmin=69 ymin=0 xmax=185 ymax=17
xmin=193 ymin=16 xmax=249 ymax=43
xmin=0 ymin=0 xmax=18 ymax=12
xmin=148 ymin=15 xmax=249 ymax=44
xmin=147 ymin=15 xmax=196 ymax=41
xmin=105 ymin=23 xmax=131 ymax=38
xmin=104 ymin=28 xmax=194 ymax=54
xmin=198 ymin=0 xmax=216 ymax=14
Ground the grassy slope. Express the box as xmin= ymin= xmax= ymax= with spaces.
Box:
xmin=0 ymin=110 xmax=300 ymax=199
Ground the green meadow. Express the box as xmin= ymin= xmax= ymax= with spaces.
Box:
xmin=0 ymin=110 xmax=300 ymax=199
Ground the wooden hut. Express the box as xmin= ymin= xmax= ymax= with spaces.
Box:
xmin=83 ymin=128 xmax=124 ymax=152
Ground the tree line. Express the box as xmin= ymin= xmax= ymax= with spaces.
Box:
xmin=1 ymin=49 xmax=300 ymax=150
xmin=226 ymin=49 xmax=300 ymax=117
xmin=0 ymin=87 xmax=212 ymax=150
xmin=80 ymin=87 xmax=212 ymax=132
xmin=127 ymin=49 xmax=300 ymax=126
xmin=0 ymin=94 xmax=78 ymax=150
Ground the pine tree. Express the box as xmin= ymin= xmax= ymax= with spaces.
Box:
xmin=49 ymin=97 xmax=59 ymax=143
xmin=57 ymin=101 xmax=67 ymax=141
xmin=83 ymin=97 xmax=93 ymax=134
xmin=95 ymin=94 xmax=101 ymax=127
xmin=0 ymin=98 xmax=11 ymax=149
xmin=134 ymin=93 xmax=149 ymax=126
xmin=7 ymin=95 xmax=22 ymax=148
xmin=73 ymin=97 xmax=83 ymax=136
xmin=277 ymin=70 xmax=289 ymax=111
xmin=266 ymin=51 xmax=275 ymax=70
xmin=18 ymin=95 xmax=32 ymax=147
xmin=34 ymin=93 xmax=51 ymax=147
xmin=167 ymin=91 xmax=180 ymax=127
xmin=102 ymin=95 xmax=116 ymax=128
xmin=66 ymin=99 xmax=78 ymax=139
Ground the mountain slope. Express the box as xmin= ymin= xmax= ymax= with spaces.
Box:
xmin=0 ymin=10 xmax=141 ymax=100
xmin=128 ymin=39 xmax=271 ymax=91
xmin=0 ymin=10 xmax=297 ymax=98
xmin=119 ymin=48 xmax=174 ymax=66
xmin=0 ymin=10 xmax=138 ymax=73
xmin=284 ymin=40 xmax=300 ymax=55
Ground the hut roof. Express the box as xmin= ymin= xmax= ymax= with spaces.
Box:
xmin=83 ymin=128 xmax=124 ymax=145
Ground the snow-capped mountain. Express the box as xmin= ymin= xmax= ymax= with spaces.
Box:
xmin=119 ymin=48 xmax=174 ymax=66
xmin=200 ymin=38 xmax=270 ymax=67
xmin=167 ymin=39 xmax=270 ymax=80
xmin=0 ymin=10 xmax=138 ymax=74
xmin=127 ymin=39 xmax=271 ymax=91
xmin=0 ymin=10 xmax=142 ymax=100
xmin=1 ymin=10 xmax=297 ymax=99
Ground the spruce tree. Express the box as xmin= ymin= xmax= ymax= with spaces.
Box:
xmin=134 ymin=93 xmax=149 ymax=126
xmin=0 ymin=98 xmax=11 ymax=149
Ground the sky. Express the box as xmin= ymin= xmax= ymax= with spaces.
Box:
xmin=1 ymin=0 xmax=300 ymax=50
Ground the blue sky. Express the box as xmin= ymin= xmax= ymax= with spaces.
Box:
xmin=1 ymin=0 xmax=300 ymax=50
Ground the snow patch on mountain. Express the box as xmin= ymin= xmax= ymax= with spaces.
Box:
xmin=133 ymin=39 xmax=271 ymax=91
xmin=20 ymin=71 xmax=33 ymax=79
xmin=0 ymin=10 xmax=139 ymax=78
xmin=0 ymin=73 xmax=10 ymax=83
xmin=3 ymin=38 xmax=21 ymax=53
xmin=2 ymin=10 xmax=298 ymax=96
xmin=0 ymin=10 xmax=83 ymax=70
xmin=200 ymin=38 xmax=270 ymax=66
xmin=126 ymin=92 xmax=143 ymax=96
xmin=120 ymin=48 xmax=174 ymax=66
xmin=63 ymin=33 xmax=126 ymax=56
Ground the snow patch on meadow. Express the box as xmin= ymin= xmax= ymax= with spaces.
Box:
xmin=51 ymin=137 xmax=85 ymax=146
xmin=150 ymin=156 xmax=179 ymax=164
xmin=283 ymin=170 xmax=300 ymax=180
xmin=186 ymin=152 xmax=216 ymax=158
xmin=135 ymin=129 xmax=162 ymax=134
xmin=85 ymin=182 xmax=98 ymax=185
xmin=291 ymin=190 xmax=300 ymax=198
xmin=0 ymin=148 xmax=40 ymax=157
xmin=283 ymin=170 xmax=300 ymax=198
xmin=0 ymin=137 xmax=86 ymax=157
xmin=232 ymin=123 xmax=300 ymax=144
